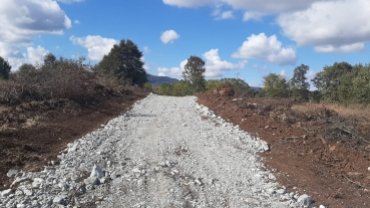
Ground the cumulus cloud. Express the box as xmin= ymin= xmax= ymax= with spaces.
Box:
xmin=306 ymin=70 xmax=316 ymax=81
xmin=0 ymin=0 xmax=71 ymax=67
xmin=279 ymin=70 xmax=288 ymax=79
xmin=213 ymin=10 xmax=234 ymax=20
xmin=232 ymin=33 xmax=297 ymax=66
xmin=74 ymin=20 xmax=81 ymax=24
xmin=157 ymin=60 xmax=188 ymax=77
xmin=163 ymin=0 xmax=316 ymax=13
xmin=56 ymin=0 xmax=85 ymax=3
xmin=157 ymin=49 xmax=247 ymax=78
xmin=141 ymin=57 xmax=149 ymax=71
xmin=143 ymin=46 xmax=150 ymax=53
xmin=70 ymin=35 xmax=118 ymax=61
xmin=251 ymin=64 xmax=268 ymax=72
xmin=160 ymin=30 xmax=180 ymax=44
xmin=27 ymin=45 xmax=49 ymax=65
xmin=203 ymin=49 xmax=246 ymax=77
xmin=243 ymin=11 xmax=265 ymax=21
xmin=315 ymin=43 xmax=365 ymax=53
xmin=278 ymin=0 xmax=370 ymax=53
xmin=212 ymin=6 xmax=235 ymax=20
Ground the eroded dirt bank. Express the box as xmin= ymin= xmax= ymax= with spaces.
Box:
xmin=197 ymin=93 xmax=370 ymax=208
xmin=0 ymin=90 xmax=148 ymax=191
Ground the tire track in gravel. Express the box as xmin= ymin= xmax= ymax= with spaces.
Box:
xmin=0 ymin=94 xmax=313 ymax=208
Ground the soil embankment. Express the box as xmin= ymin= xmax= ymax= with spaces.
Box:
xmin=197 ymin=92 xmax=370 ymax=208
xmin=0 ymin=90 xmax=148 ymax=191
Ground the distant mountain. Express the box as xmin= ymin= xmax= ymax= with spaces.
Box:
xmin=147 ymin=74 xmax=179 ymax=85
xmin=250 ymin=86 xmax=262 ymax=91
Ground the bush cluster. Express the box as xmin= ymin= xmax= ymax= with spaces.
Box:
xmin=0 ymin=39 xmax=147 ymax=106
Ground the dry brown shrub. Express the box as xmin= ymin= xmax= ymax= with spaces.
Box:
xmin=212 ymin=82 xmax=235 ymax=97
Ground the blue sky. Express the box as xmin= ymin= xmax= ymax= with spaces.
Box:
xmin=1 ymin=0 xmax=370 ymax=88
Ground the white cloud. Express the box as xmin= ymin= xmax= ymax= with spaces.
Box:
xmin=27 ymin=45 xmax=49 ymax=65
xmin=243 ymin=11 xmax=264 ymax=21
xmin=203 ymin=49 xmax=246 ymax=77
xmin=251 ymin=64 xmax=268 ymax=72
xmin=306 ymin=70 xmax=316 ymax=81
xmin=70 ymin=35 xmax=118 ymax=61
xmin=74 ymin=20 xmax=80 ymax=24
xmin=279 ymin=70 xmax=288 ymax=79
xmin=157 ymin=60 xmax=187 ymax=77
xmin=141 ymin=57 xmax=149 ymax=71
xmin=278 ymin=0 xmax=370 ymax=53
xmin=212 ymin=6 xmax=235 ymax=20
xmin=143 ymin=46 xmax=150 ymax=53
xmin=163 ymin=0 xmax=316 ymax=13
xmin=232 ymin=33 xmax=297 ymax=66
xmin=157 ymin=49 xmax=246 ymax=78
xmin=56 ymin=0 xmax=85 ymax=3
xmin=160 ymin=30 xmax=180 ymax=44
xmin=314 ymin=43 xmax=365 ymax=53
xmin=0 ymin=0 xmax=71 ymax=67
xmin=219 ymin=11 xmax=234 ymax=20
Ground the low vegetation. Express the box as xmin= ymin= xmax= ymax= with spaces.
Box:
xmin=0 ymin=39 xmax=146 ymax=107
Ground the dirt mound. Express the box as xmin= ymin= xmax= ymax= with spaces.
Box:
xmin=197 ymin=93 xmax=370 ymax=208
xmin=0 ymin=90 xmax=148 ymax=191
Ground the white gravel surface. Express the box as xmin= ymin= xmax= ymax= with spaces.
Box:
xmin=0 ymin=94 xmax=316 ymax=208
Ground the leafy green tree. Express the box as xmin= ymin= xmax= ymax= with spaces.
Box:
xmin=182 ymin=56 xmax=206 ymax=92
xmin=312 ymin=62 xmax=353 ymax=102
xmin=19 ymin=63 xmax=36 ymax=74
xmin=96 ymin=39 xmax=147 ymax=86
xmin=172 ymin=81 xmax=194 ymax=96
xmin=290 ymin=64 xmax=310 ymax=101
xmin=220 ymin=78 xmax=252 ymax=96
xmin=351 ymin=64 xmax=370 ymax=103
xmin=0 ymin=56 xmax=12 ymax=80
xmin=263 ymin=73 xmax=289 ymax=98
xmin=43 ymin=53 xmax=57 ymax=67
xmin=206 ymin=80 xmax=221 ymax=91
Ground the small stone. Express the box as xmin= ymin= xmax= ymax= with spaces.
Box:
xmin=319 ymin=205 xmax=326 ymax=208
xmin=195 ymin=179 xmax=203 ymax=186
xmin=15 ymin=190 xmax=23 ymax=196
xmin=7 ymin=169 xmax=18 ymax=178
xmin=84 ymin=177 xmax=99 ymax=186
xmin=268 ymin=173 xmax=276 ymax=180
xmin=23 ymin=190 xmax=33 ymax=196
xmin=90 ymin=165 xmax=104 ymax=178
xmin=297 ymin=194 xmax=314 ymax=207
xmin=132 ymin=168 xmax=141 ymax=173
xmin=1 ymin=189 xmax=14 ymax=197
xmin=266 ymin=188 xmax=276 ymax=195
xmin=276 ymin=189 xmax=286 ymax=194
xmin=11 ymin=177 xmax=29 ymax=187
xmin=53 ymin=196 xmax=65 ymax=205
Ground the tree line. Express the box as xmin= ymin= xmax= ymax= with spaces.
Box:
xmin=0 ymin=39 xmax=148 ymax=105
xmin=1 ymin=38 xmax=370 ymax=105
xmin=261 ymin=62 xmax=370 ymax=104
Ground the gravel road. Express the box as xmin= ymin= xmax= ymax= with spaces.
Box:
xmin=1 ymin=94 xmax=315 ymax=208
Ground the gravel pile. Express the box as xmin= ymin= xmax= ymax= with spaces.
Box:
xmin=1 ymin=94 xmax=319 ymax=208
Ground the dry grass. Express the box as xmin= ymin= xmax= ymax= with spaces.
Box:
xmin=292 ymin=102 xmax=370 ymax=118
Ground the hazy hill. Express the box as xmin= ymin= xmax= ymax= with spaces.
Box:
xmin=147 ymin=74 xmax=179 ymax=85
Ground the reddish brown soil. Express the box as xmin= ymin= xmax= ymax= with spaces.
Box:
xmin=197 ymin=93 xmax=370 ymax=208
xmin=0 ymin=90 xmax=148 ymax=191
